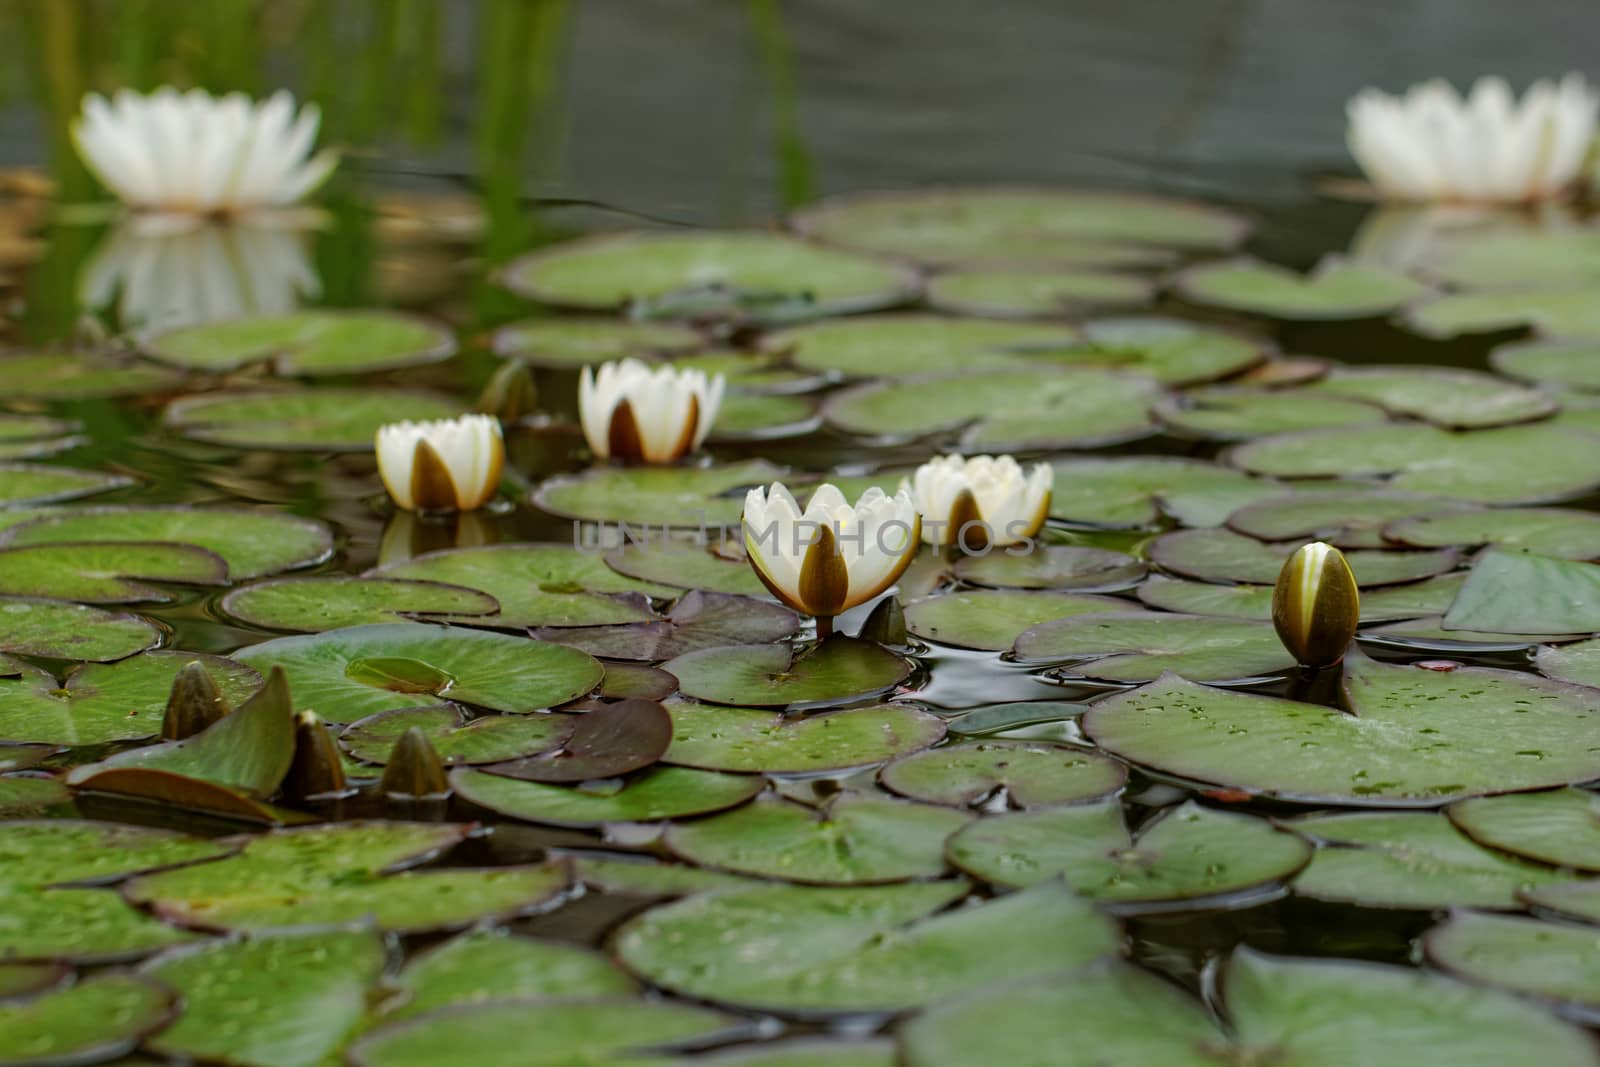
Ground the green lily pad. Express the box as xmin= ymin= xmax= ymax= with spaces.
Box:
xmin=953 ymin=545 xmax=1145 ymax=591
xmin=384 ymin=929 xmax=636 ymax=1021
xmin=903 ymin=590 xmax=1131 ymax=651
xmin=0 ymin=597 xmax=159 ymax=660
xmin=925 ymin=268 xmax=1156 ymax=317
xmin=1492 ymin=339 xmax=1600 ymax=392
xmin=235 ymin=623 xmax=603 ymax=722
xmin=535 ymin=591 xmax=798 ymax=661
xmin=1176 ymin=258 xmax=1431 ymax=319
xmin=0 ymin=887 xmax=203 ymax=962
xmin=373 ymin=544 xmax=673 ymax=628
xmin=604 ymin=541 xmax=769 ymax=598
xmin=1289 ymin=810 xmax=1573 ymax=909
xmin=1083 ymin=650 xmax=1600 ymax=805
xmin=1149 ymin=527 xmax=1458 ymax=586
xmin=764 ymin=315 xmax=1076 ymax=379
xmin=340 ymin=706 xmax=573 ymax=766
xmin=695 ymin=1040 xmax=895 ymax=1067
xmin=142 ymin=310 xmax=456 ymax=375
xmin=1309 ymin=366 xmax=1557 ymax=429
xmin=1047 ymin=457 xmax=1268 ymax=527
xmin=0 ymin=744 xmax=58 ymax=773
xmin=823 ymin=368 xmax=1161 ymax=450
xmin=670 ymin=350 xmax=827 ymax=393
xmin=1226 ymin=491 xmax=1458 ymax=548
xmin=1537 ymin=639 xmax=1600 ymax=688
xmin=0 ymin=775 xmax=69 ymax=814
xmin=1030 ymin=317 xmax=1264 ymax=386
xmin=1521 ymin=880 xmax=1600 ymax=924
xmin=0 ymin=352 xmax=182 ymax=399
xmin=663 ymin=638 xmax=911 ymax=708
xmin=534 ymin=460 xmax=781 ymax=529
xmin=597 ymin=662 xmax=678 ymax=701
xmin=0 ymin=505 xmax=333 ymax=580
xmin=0 ymin=818 xmax=233 ymax=888
xmin=711 ymin=393 xmax=820 ymax=440
xmin=1443 ymin=550 xmax=1600 ymax=635
xmin=0 ymin=964 xmax=66 ymax=998
xmin=0 ymin=463 xmax=131 ymax=507
xmin=663 ymin=701 xmax=946 ymax=773
xmin=948 ymin=799 xmax=1310 ymax=907
xmin=0 ymin=541 xmax=228 ymax=603
xmin=880 ymin=740 xmax=1125 ymax=808
xmin=143 ymin=929 xmax=386 ymax=1067
xmin=0 ymin=650 xmax=260 ymax=746
xmin=125 ymin=821 xmax=568 ymax=933
xmin=490 ymin=317 xmax=703 ymax=368
xmin=165 ymin=388 xmax=465 ymax=451
xmin=1015 ymin=612 xmax=1297 ymax=683
xmin=451 ymin=765 xmax=764 ymax=827
xmin=1230 ymin=423 xmax=1600 ymax=504
xmin=0 ymin=436 xmax=88 ymax=461
xmin=1387 ymin=508 xmax=1600 ymax=560
xmin=664 ymin=793 xmax=971 ymax=885
xmin=944 ymin=701 xmax=1089 ymax=736
xmin=1426 ymin=912 xmax=1600 ymax=1021
xmin=1407 ymin=287 xmax=1600 ymax=339
xmin=1358 ymin=616 xmax=1574 ymax=653
xmin=1422 ymin=227 xmax=1600 ymax=290
xmin=567 ymin=853 xmax=758 ymax=897
xmin=790 ymin=187 xmax=1249 ymax=265
xmin=222 ymin=577 xmax=499 ymax=632
xmin=501 ymin=231 xmax=916 ymax=316
xmin=482 ymin=698 xmax=672 ymax=783
xmin=613 ymin=879 xmax=1117 ymax=1014
xmin=0 ymin=973 xmax=176 ymax=1066
xmin=348 ymin=997 xmax=739 ymax=1067
xmin=1154 ymin=386 xmax=1385 ymax=440
xmin=1450 ymin=789 xmax=1600 ymax=872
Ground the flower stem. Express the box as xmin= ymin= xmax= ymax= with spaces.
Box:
xmin=815 ymin=614 xmax=834 ymax=641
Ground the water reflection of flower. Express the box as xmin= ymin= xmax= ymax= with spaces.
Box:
xmin=79 ymin=218 xmax=320 ymax=330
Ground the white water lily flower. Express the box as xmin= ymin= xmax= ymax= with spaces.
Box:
xmin=579 ymin=358 xmax=724 ymax=464
xmin=743 ymin=482 xmax=920 ymax=633
xmin=375 ymin=415 xmax=504 ymax=512
xmin=903 ymin=454 xmax=1052 ymax=548
xmin=1346 ymin=74 xmax=1599 ymax=203
xmin=73 ymin=88 xmax=338 ymax=219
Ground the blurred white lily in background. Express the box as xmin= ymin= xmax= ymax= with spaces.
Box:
xmin=1346 ymin=74 xmax=1598 ymax=203
xmin=903 ymin=454 xmax=1052 ymax=549
xmin=742 ymin=482 xmax=920 ymax=637
xmin=73 ymin=88 xmax=338 ymax=223
xmin=79 ymin=219 xmax=319 ymax=330
xmin=579 ymin=358 xmax=724 ymax=464
xmin=375 ymin=415 xmax=504 ymax=512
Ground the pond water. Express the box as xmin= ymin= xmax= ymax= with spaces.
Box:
xmin=4 ymin=4 xmax=1600 ymax=1066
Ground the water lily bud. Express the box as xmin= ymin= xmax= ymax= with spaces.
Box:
xmin=380 ymin=726 xmax=449 ymax=798
xmin=1272 ymin=541 xmax=1360 ymax=669
xmin=162 ymin=661 xmax=232 ymax=740
xmin=1346 ymin=74 xmax=1598 ymax=203
xmin=72 ymin=87 xmax=338 ymax=218
xmin=477 ymin=359 xmax=538 ymax=424
xmin=282 ymin=710 xmax=348 ymax=802
xmin=375 ymin=414 xmax=504 ymax=512
xmin=903 ymin=454 xmax=1052 ymax=549
xmin=742 ymin=481 xmax=920 ymax=636
xmin=578 ymin=358 xmax=724 ymax=464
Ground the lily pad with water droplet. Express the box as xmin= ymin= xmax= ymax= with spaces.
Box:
xmin=1226 ymin=490 xmax=1460 ymax=549
xmin=1047 ymin=456 xmax=1269 ymax=528
xmin=535 ymin=590 xmax=798 ymax=661
xmin=1289 ymin=810 xmax=1574 ymax=909
xmin=0 ymin=351 xmax=182 ymax=399
xmin=0 ymin=596 xmax=159 ymax=660
xmin=1083 ymin=649 xmax=1600 ymax=806
xmin=1425 ymin=912 xmax=1600 ymax=1022
xmin=0 ymin=973 xmax=176 ymax=1067
xmin=613 ymin=879 xmax=1116 ymax=1015
xmin=490 ymin=317 xmax=703 ymax=368
xmin=823 ymin=368 xmax=1161 ymax=450
xmin=143 ymin=929 xmax=386 ymax=1067
xmin=903 ymin=589 xmax=1132 ymax=651
xmin=1406 ymin=287 xmax=1600 ymax=339
xmin=534 ymin=459 xmax=782 ymax=529
xmin=604 ymin=541 xmax=768 ymax=598
xmin=664 ymin=637 xmax=911 ymax=708
xmin=1176 ymin=258 xmax=1431 ymax=320
xmin=142 ymin=309 xmax=456 ymax=376
xmin=125 ymin=821 xmax=568 ymax=933
xmin=954 ymin=544 xmax=1146 ymax=591
xmin=664 ymin=793 xmax=971 ymax=885
xmin=880 ymin=740 xmax=1124 ymax=808
xmin=1442 ymin=549 xmax=1600 ymax=635
xmin=0 ymin=505 xmax=333 ymax=580
xmin=0 ymin=650 xmax=260 ymax=746
xmin=501 ymin=231 xmax=917 ymax=317
xmin=1386 ymin=508 xmax=1600 ymax=560
xmin=1149 ymin=527 xmax=1457 ymax=586
xmin=1308 ymin=366 xmax=1557 ymax=429
xmin=373 ymin=544 xmax=673 ymax=628
xmin=764 ymin=314 xmax=1077 ymax=379
xmin=1154 ymin=386 xmax=1386 ymax=440
xmin=1015 ymin=611 xmax=1296 ymax=683
xmin=221 ymin=576 xmax=499 ymax=632
xmin=1450 ymin=789 xmax=1600 ymax=872
xmin=1030 ymin=317 xmax=1265 ymax=386
xmin=925 ymin=268 xmax=1156 ymax=317
xmin=383 ymin=929 xmax=636 ymax=1022
xmin=1492 ymin=339 xmax=1600 ymax=392
xmin=165 ymin=387 xmax=466 ymax=451
xmin=339 ymin=705 xmax=573 ymax=766
xmin=949 ymin=798 xmax=1309 ymax=908
xmin=663 ymin=701 xmax=945 ymax=774
xmin=790 ymin=187 xmax=1250 ymax=266
xmin=451 ymin=765 xmax=763 ymax=827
